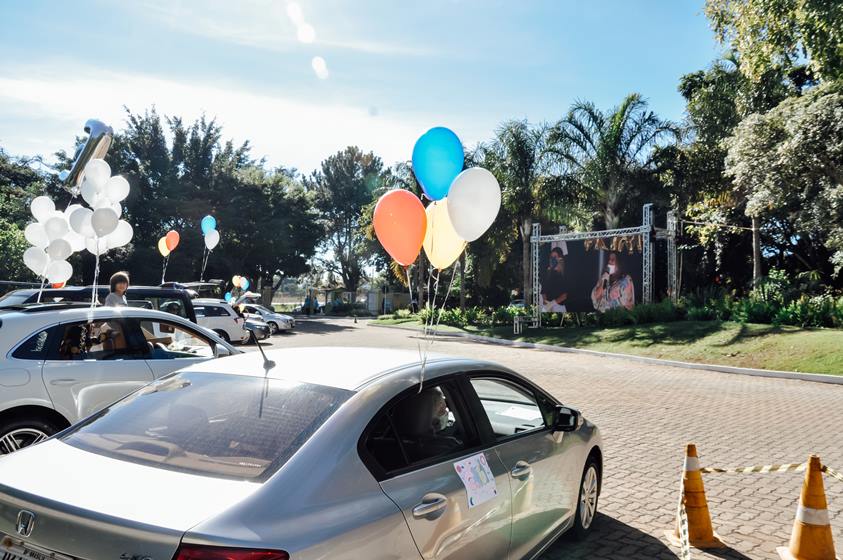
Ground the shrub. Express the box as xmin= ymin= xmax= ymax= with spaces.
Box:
xmin=597 ymin=307 xmax=635 ymax=327
xmin=630 ymin=300 xmax=683 ymax=324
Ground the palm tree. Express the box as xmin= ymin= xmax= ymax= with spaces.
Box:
xmin=549 ymin=93 xmax=678 ymax=229
xmin=481 ymin=120 xmax=566 ymax=304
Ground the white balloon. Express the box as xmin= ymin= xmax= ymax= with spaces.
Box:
xmin=204 ymin=229 xmax=220 ymax=250
xmin=30 ymin=196 xmax=55 ymax=222
xmin=23 ymin=247 xmax=49 ymax=276
xmin=69 ymin=208 xmax=95 ymax=237
xmin=44 ymin=215 xmax=70 ymax=242
xmin=85 ymin=236 xmax=109 ymax=256
xmin=46 ymin=238 xmax=72 ymax=261
xmin=105 ymin=175 xmax=130 ymax=202
xmin=446 ymin=167 xmax=502 ymax=242
xmin=91 ymin=208 xmax=118 ymax=237
xmin=64 ymin=203 xmax=84 ymax=217
xmin=93 ymin=196 xmax=112 ymax=209
xmin=65 ymin=230 xmax=86 ymax=252
xmin=45 ymin=260 xmax=73 ymax=284
xmin=81 ymin=178 xmax=101 ymax=206
xmin=24 ymin=223 xmax=49 ymax=249
xmin=107 ymin=220 xmax=133 ymax=249
xmin=111 ymin=202 xmax=122 ymax=216
xmin=84 ymin=159 xmax=111 ymax=189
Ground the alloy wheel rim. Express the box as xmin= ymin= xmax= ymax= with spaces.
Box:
xmin=269 ymin=322 xmax=278 ymax=334
xmin=579 ymin=465 xmax=598 ymax=529
xmin=0 ymin=428 xmax=48 ymax=455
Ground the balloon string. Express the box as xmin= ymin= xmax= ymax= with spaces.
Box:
xmin=90 ymin=252 xmax=100 ymax=311
xmin=36 ymin=277 xmax=46 ymax=303
xmin=418 ymin=268 xmax=441 ymax=393
xmin=161 ymin=254 xmax=169 ymax=284
xmin=200 ymin=248 xmax=210 ymax=282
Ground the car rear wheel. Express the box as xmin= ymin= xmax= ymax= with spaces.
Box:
xmin=214 ymin=329 xmax=230 ymax=343
xmin=571 ymin=457 xmax=600 ymax=539
xmin=268 ymin=322 xmax=279 ymax=335
xmin=0 ymin=417 xmax=63 ymax=455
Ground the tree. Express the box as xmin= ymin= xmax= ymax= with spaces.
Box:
xmin=724 ymin=81 xmax=843 ymax=278
xmin=479 ymin=121 xmax=557 ymax=305
xmin=705 ymin=0 xmax=843 ymax=82
xmin=307 ymin=146 xmax=383 ymax=293
xmin=549 ymin=93 xmax=678 ymax=229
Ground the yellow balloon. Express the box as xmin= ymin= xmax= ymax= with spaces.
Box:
xmin=423 ymin=199 xmax=466 ymax=270
xmin=232 ymin=275 xmax=241 ymax=287
xmin=157 ymin=236 xmax=170 ymax=257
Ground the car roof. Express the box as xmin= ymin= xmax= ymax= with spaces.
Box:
xmin=193 ymin=298 xmax=230 ymax=305
xmin=0 ymin=305 xmax=198 ymax=324
xmin=179 ymin=346 xmax=475 ymax=391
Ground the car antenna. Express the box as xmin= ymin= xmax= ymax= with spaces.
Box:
xmin=250 ymin=330 xmax=276 ymax=374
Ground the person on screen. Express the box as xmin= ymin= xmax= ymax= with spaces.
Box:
xmin=591 ymin=251 xmax=635 ymax=312
xmin=541 ymin=247 xmax=568 ymax=312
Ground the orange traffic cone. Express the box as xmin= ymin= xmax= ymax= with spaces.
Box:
xmin=777 ymin=455 xmax=837 ymax=560
xmin=666 ymin=444 xmax=726 ymax=549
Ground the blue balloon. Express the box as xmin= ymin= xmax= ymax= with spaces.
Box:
xmin=412 ymin=127 xmax=464 ymax=201
xmin=241 ymin=278 xmax=250 ymax=291
xmin=201 ymin=215 xmax=217 ymax=235
xmin=224 ymin=291 xmax=232 ymax=302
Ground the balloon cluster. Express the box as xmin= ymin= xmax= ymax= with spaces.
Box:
xmin=22 ymin=158 xmax=134 ymax=286
xmin=224 ymin=275 xmax=250 ymax=303
xmin=374 ymin=127 xmax=501 ymax=270
xmin=201 ymin=215 xmax=220 ymax=251
xmin=157 ymin=230 xmax=180 ymax=257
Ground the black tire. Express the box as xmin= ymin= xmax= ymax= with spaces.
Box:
xmin=268 ymin=322 xmax=279 ymax=335
xmin=0 ymin=416 xmax=63 ymax=455
xmin=570 ymin=456 xmax=601 ymax=539
xmin=214 ymin=329 xmax=231 ymax=343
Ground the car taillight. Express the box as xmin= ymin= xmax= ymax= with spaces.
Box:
xmin=173 ymin=544 xmax=289 ymax=560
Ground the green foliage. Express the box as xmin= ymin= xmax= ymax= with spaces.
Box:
xmin=0 ymin=218 xmax=31 ymax=281
xmin=705 ymin=0 xmax=843 ymax=81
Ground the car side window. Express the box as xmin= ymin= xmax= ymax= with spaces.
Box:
xmin=469 ymin=378 xmax=547 ymax=439
xmin=365 ymin=382 xmax=473 ymax=476
xmin=12 ymin=328 xmax=55 ymax=360
xmin=136 ymin=319 xmax=214 ymax=359
xmin=53 ymin=320 xmax=143 ymax=361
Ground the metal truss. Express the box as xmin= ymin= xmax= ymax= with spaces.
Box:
xmin=642 ymin=203 xmax=654 ymax=304
xmin=531 ymin=222 xmax=541 ymax=328
xmin=666 ymin=210 xmax=678 ymax=303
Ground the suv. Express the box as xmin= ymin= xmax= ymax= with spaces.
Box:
xmin=192 ymin=298 xmax=249 ymax=344
xmin=0 ymin=286 xmax=197 ymax=323
xmin=0 ymin=303 xmax=238 ymax=454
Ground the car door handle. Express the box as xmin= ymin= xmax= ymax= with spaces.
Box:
xmin=511 ymin=461 xmax=532 ymax=478
xmin=49 ymin=378 xmax=77 ymax=386
xmin=412 ymin=493 xmax=448 ymax=518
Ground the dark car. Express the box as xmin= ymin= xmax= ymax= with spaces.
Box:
xmin=0 ymin=286 xmax=198 ymax=323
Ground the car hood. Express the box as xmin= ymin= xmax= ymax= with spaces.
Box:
xmin=0 ymin=440 xmax=260 ymax=558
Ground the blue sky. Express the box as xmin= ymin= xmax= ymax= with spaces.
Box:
xmin=0 ymin=0 xmax=720 ymax=174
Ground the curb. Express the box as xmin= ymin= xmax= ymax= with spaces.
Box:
xmin=369 ymin=322 xmax=843 ymax=386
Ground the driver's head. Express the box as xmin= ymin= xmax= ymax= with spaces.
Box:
xmin=426 ymin=388 xmax=449 ymax=432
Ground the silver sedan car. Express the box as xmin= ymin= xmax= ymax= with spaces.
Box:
xmin=0 ymin=347 xmax=602 ymax=560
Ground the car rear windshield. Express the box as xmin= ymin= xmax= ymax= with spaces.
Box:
xmin=61 ymin=372 xmax=353 ymax=481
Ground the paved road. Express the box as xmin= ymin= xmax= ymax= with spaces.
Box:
xmin=254 ymin=317 xmax=843 ymax=559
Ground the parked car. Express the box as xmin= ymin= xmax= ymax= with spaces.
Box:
xmin=240 ymin=303 xmax=294 ymax=334
xmin=244 ymin=316 xmax=271 ymax=341
xmin=0 ymin=286 xmax=198 ymax=323
xmin=0 ymin=302 xmax=238 ymax=455
xmin=192 ymin=298 xmax=249 ymax=344
xmin=0 ymin=347 xmax=602 ymax=559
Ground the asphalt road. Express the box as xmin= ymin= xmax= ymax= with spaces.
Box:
xmin=249 ymin=317 xmax=843 ymax=559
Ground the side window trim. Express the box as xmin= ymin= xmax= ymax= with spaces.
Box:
xmin=9 ymin=324 xmax=61 ymax=360
xmin=462 ymin=372 xmax=555 ymax=445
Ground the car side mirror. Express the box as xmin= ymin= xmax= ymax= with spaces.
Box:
xmin=214 ymin=344 xmax=231 ymax=358
xmin=553 ymin=405 xmax=580 ymax=432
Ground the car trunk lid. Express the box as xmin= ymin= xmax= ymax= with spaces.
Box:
xmin=0 ymin=440 xmax=260 ymax=560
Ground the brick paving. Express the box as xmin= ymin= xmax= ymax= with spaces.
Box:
xmin=259 ymin=318 xmax=843 ymax=559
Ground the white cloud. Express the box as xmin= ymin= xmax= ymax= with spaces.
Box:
xmin=311 ymin=56 xmax=329 ymax=80
xmin=0 ymin=64 xmax=446 ymax=173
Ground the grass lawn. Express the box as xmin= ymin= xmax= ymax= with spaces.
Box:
xmin=372 ymin=318 xmax=843 ymax=375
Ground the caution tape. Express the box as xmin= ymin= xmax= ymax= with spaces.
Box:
xmin=700 ymin=463 xmax=805 ymax=474
xmin=674 ymin=459 xmax=842 ymax=560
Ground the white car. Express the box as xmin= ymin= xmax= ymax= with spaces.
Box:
xmin=239 ymin=303 xmax=295 ymax=334
xmin=0 ymin=302 xmax=238 ymax=454
xmin=192 ymin=298 xmax=249 ymax=344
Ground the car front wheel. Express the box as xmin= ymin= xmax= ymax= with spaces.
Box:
xmin=0 ymin=417 xmax=62 ymax=455
xmin=571 ymin=457 xmax=600 ymax=539
xmin=268 ymin=322 xmax=279 ymax=335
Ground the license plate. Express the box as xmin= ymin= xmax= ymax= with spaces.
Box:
xmin=0 ymin=535 xmax=75 ymax=560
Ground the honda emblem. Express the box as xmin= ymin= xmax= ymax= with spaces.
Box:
xmin=15 ymin=510 xmax=35 ymax=538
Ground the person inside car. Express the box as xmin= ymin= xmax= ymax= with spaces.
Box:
xmin=105 ymin=271 xmax=130 ymax=307
xmin=393 ymin=387 xmax=463 ymax=462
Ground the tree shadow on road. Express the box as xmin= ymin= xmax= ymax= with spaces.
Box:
xmin=294 ymin=318 xmax=360 ymax=335
xmin=545 ymin=514 xmax=752 ymax=560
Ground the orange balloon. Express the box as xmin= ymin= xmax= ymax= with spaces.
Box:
xmin=165 ymin=230 xmax=180 ymax=251
xmin=52 ymin=282 xmax=65 ymax=289
xmin=373 ymin=189 xmax=426 ymax=266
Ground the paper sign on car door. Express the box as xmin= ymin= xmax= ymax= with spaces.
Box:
xmin=453 ymin=453 xmax=497 ymax=508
